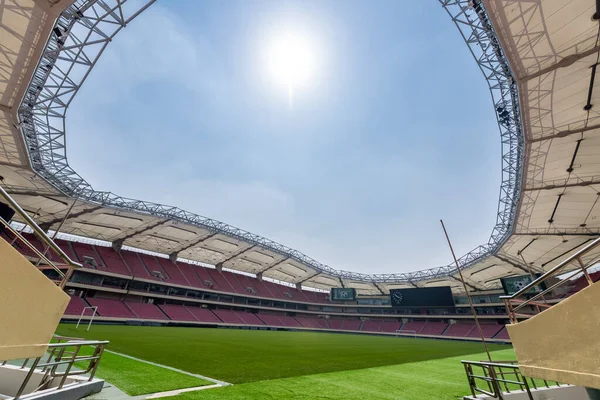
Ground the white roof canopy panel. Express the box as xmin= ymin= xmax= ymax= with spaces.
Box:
xmin=0 ymin=0 xmax=599 ymax=294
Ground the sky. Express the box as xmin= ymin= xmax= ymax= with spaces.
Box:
xmin=66 ymin=0 xmax=500 ymax=275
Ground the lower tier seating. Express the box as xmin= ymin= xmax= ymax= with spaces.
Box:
xmin=86 ymin=297 xmax=135 ymax=318
xmin=126 ymin=301 xmax=166 ymax=319
xmin=64 ymin=296 xmax=509 ymax=342
xmin=64 ymin=295 xmax=89 ymax=316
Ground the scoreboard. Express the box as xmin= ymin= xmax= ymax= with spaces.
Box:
xmin=500 ymin=274 xmax=546 ymax=295
xmin=330 ymin=288 xmax=357 ymax=301
xmin=389 ymin=287 xmax=454 ymax=307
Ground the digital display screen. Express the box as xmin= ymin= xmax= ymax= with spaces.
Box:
xmin=389 ymin=287 xmax=454 ymax=307
xmin=500 ymin=274 xmax=546 ymax=296
xmin=330 ymin=288 xmax=357 ymax=301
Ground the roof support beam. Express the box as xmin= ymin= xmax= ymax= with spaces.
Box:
xmin=258 ymin=256 xmax=290 ymax=274
xmin=112 ymin=219 xmax=171 ymax=252
xmin=38 ymin=205 xmax=102 ymax=231
xmin=372 ymin=282 xmax=386 ymax=295
xmin=513 ymin=232 xmax=600 ymax=236
xmin=495 ymin=254 xmax=542 ymax=275
xmin=522 ymin=46 xmax=600 ymax=82
xmin=524 ymin=178 xmax=600 ymax=192
xmin=530 ymin=123 xmax=600 ymax=143
xmin=168 ymin=232 xmax=219 ymax=260
xmin=215 ymin=244 xmax=256 ymax=270
xmin=295 ymin=271 xmax=320 ymax=285
xmin=448 ymin=275 xmax=482 ymax=292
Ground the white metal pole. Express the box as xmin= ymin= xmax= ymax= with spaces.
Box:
xmin=86 ymin=307 xmax=97 ymax=331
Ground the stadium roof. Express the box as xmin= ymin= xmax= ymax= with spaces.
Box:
xmin=1 ymin=0 xmax=600 ymax=295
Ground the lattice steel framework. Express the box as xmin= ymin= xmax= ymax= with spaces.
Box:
xmin=17 ymin=0 xmax=523 ymax=284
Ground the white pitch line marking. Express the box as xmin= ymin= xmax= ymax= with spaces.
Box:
xmin=144 ymin=383 xmax=223 ymax=399
xmin=104 ymin=349 xmax=231 ymax=387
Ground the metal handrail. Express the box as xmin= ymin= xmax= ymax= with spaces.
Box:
xmin=462 ymin=360 xmax=561 ymax=400
xmin=0 ymin=217 xmax=66 ymax=278
xmin=499 ymin=237 xmax=600 ymax=322
xmin=2 ymin=339 xmax=109 ymax=399
xmin=0 ymin=184 xmax=82 ymax=270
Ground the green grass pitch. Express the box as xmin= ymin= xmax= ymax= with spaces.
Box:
xmin=56 ymin=323 xmax=513 ymax=399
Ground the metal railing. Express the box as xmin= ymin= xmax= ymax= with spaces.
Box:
xmin=0 ymin=337 xmax=108 ymax=399
xmin=500 ymin=237 xmax=600 ymax=323
xmin=0 ymin=184 xmax=82 ymax=288
xmin=463 ymin=360 xmax=561 ymax=399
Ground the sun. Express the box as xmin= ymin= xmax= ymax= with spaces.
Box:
xmin=265 ymin=32 xmax=317 ymax=90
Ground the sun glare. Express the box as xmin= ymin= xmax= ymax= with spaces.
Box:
xmin=266 ymin=33 xmax=317 ymax=90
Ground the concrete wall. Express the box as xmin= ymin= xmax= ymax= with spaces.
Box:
xmin=0 ymin=238 xmax=69 ymax=360
xmin=507 ymin=282 xmax=600 ymax=389
xmin=464 ymin=385 xmax=591 ymax=400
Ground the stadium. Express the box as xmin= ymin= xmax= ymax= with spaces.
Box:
xmin=0 ymin=0 xmax=599 ymax=399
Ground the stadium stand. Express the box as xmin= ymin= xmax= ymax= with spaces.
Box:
xmin=185 ymin=306 xmax=222 ymax=323
xmin=443 ymin=323 xmax=475 ymax=337
xmin=121 ymin=251 xmax=152 ymax=279
xmin=213 ymin=309 xmax=244 ymax=324
xmin=419 ymin=322 xmax=448 ymax=336
xmin=257 ymin=313 xmax=285 ymax=326
xmin=95 ymin=245 xmax=131 ymax=276
xmin=71 ymin=242 xmax=104 ymax=270
xmin=361 ymin=320 xmax=382 ymax=332
xmin=379 ymin=320 xmax=402 ymax=333
xmin=158 ymin=304 xmax=197 ymax=322
xmin=494 ymin=327 xmax=510 ymax=340
xmin=125 ymin=301 xmax=167 ymax=320
xmin=466 ymin=323 xmax=503 ymax=339
xmin=341 ymin=319 xmax=361 ymax=331
xmin=277 ymin=315 xmax=303 ymax=327
xmin=86 ymin=297 xmax=135 ymax=318
xmin=64 ymin=295 xmax=89 ymax=316
xmin=233 ymin=311 xmax=264 ymax=325
xmin=327 ymin=319 xmax=343 ymax=330
xmin=399 ymin=321 xmax=425 ymax=333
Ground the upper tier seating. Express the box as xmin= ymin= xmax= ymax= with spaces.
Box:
xmin=95 ymin=245 xmax=131 ymax=276
xmin=11 ymin=235 xmax=333 ymax=305
xmin=176 ymin=263 xmax=208 ymax=288
xmin=159 ymin=304 xmax=197 ymax=322
xmin=139 ymin=253 xmax=169 ymax=281
xmin=121 ymin=252 xmax=152 ymax=279
xmin=444 ymin=323 xmax=475 ymax=337
xmin=64 ymin=295 xmax=89 ymax=316
xmin=71 ymin=242 xmax=104 ymax=270
xmin=419 ymin=322 xmax=448 ymax=336
xmin=155 ymin=257 xmax=190 ymax=286
xmin=86 ymin=297 xmax=135 ymax=318
xmin=125 ymin=301 xmax=166 ymax=320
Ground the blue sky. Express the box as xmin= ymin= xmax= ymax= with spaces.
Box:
xmin=66 ymin=0 xmax=500 ymax=274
